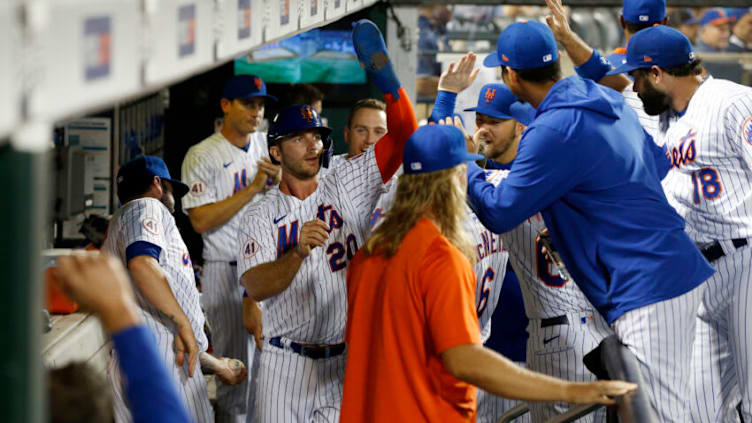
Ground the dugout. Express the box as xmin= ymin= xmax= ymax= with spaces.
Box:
xmin=2 ymin=0 xmax=751 ymax=421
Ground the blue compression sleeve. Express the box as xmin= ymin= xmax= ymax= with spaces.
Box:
xmin=429 ymin=90 xmax=458 ymax=123
xmin=574 ymin=49 xmax=612 ymax=82
xmin=112 ymin=325 xmax=191 ymax=423
xmin=125 ymin=241 xmax=162 ymax=263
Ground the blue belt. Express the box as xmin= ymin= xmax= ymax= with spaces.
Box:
xmin=541 ymin=315 xmax=568 ymax=328
xmin=269 ymin=337 xmax=346 ymax=360
xmin=701 ymin=238 xmax=748 ymax=263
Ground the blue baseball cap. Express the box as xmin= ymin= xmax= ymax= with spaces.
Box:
xmin=728 ymin=8 xmax=752 ymax=22
xmin=700 ymin=8 xmax=732 ymax=27
xmin=483 ymin=20 xmax=559 ymax=70
xmin=403 ymin=125 xmax=484 ymax=174
xmin=463 ymin=84 xmax=536 ymax=125
xmin=621 ymin=0 xmax=666 ymax=24
xmin=607 ymin=26 xmax=695 ymax=75
xmin=117 ymin=155 xmax=190 ymax=199
xmin=223 ymin=74 xmax=277 ymax=102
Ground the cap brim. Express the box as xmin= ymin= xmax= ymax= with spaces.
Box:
xmin=464 ymin=106 xmax=514 ymax=121
xmin=606 ymin=61 xmax=643 ymax=76
xmin=233 ymin=92 xmax=278 ymax=102
xmin=167 ymin=179 xmax=190 ymax=199
xmin=483 ymin=53 xmax=503 ymax=68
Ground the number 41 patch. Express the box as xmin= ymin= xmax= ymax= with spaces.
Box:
xmin=243 ymin=237 xmax=260 ymax=259
xmin=742 ymin=116 xmax=752 ymax=146
xmin=142 ymin=217 xmax=160 ymax=235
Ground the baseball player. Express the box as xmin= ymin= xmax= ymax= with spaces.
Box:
xmin=104 ymin=156 xmax=244 ymax=422
xmin=236 ymin=20 xmax=418 ymax=422
xmin=433 ymin=81 xmax=614 ymax=422
xmin=610 ymin=25 xmax=752 ymax=422
xmin=181 ymin=74 xmax=279 ymax=423
xmin=470 ymin=21 xmax=715 ymax=423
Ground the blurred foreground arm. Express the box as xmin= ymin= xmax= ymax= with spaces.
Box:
xmin=442 ymin=344 xmax=637 ymax=404
xmin=55 ymin=253 xmax=192 ymax=423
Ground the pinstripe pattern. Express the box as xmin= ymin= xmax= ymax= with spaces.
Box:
xmin=182 ymin=131 xmax=268 ymax=417
xmin=109 ymin=333 xmax=214 ymax=423
xmin=690 ymin=244 xmax=752 ymax=422
xmin=237 ymin=148 xmax=384 ymax=418
xmin=203 ymin=262 xmax=256 ymax=417
xmin=611 ymin=283 xmax=705 ymax=423
xmin=484 ymin=170 xmax=612 ymax=422
xmin=526 ymin=314 xmax=612 ymax=423
xmin=657 ymin=77 xmax=752 ymax=422
xmin=181 ymin=131 xmax=268 ymax=261
xmin=102 ymin=197 xmax=211 ymax=422
xmin=476 ymin=362 xmax=531 ymax=423
xmin=252 ymin=340 xmax=346 ymax=423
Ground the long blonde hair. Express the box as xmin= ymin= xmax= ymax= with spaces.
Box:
xmin=365 ymin=163 xmax=476 ymax=264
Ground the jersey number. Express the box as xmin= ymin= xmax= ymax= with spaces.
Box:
xmin=691 ymin=167 xmax=722 ymax=204
xmin=476 ymin=267 xmax=495 ymax=317
xmin=326 ymin=234 xmax=358 ymax=272
xmin=535 ymin=239 xmax=567 ymax=288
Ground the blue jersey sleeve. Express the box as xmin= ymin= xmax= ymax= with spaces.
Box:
xmin=429 ymin=90 xmax=457 ymax=123
xmin=646 ymin=131 xmax=671 ymax=180
xmin=467 ymin=125 xmax=582 ymax=234
xmin=111 ymin=325 xmax=192 ymax=423
xmin=125 ymin=241 xmax=162 ymax=263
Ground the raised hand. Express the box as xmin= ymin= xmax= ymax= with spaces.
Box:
xmin=544 ymin=0 xmax=574 ymax=43
xmin=438 ymin=116 xmax=479 ymax=154
xmin=294 ymin=219 xmax=331 ymax=258
xmin=438 ymin=52 xmax=481 ymax=94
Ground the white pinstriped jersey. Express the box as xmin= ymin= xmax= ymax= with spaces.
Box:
xmin=103 ymin=197 xmax=208 ymax=352
xmin=661 ymin=78 xmax=752 ymax=243
xmin=181 ymin=131 xmax=268 ymax=261
xmin=237 ymin=148 xmax=386 ymax=345
xmin=369 ymin=173 xmax=509 ymax=343
xmin=623 ymin=83 xmax=662 ymax=145
xmin=485 ymin=170 xmax=597 ymax=319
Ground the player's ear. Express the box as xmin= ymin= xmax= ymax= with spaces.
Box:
xmin=343 ymin=127 xmax=351 ymax=144
xmin=515 ymin=122 xmax=526 ymax=137
xmin=152 ymin=176 xmax=163 ymax=195
xmin=619 ymin=14 xmax=626 ymax=30
xmin=220 ymin=98 xmax=233 ymax=114
xmin=269 ymin=145 xmax=282 ymax=164
xmin=650 ymin=65 xmax=663 ymax=84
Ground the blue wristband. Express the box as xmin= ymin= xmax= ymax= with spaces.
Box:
xmin=429 ymin=90 xmax=458 ymax=124
xmin=574 ymin=49 xmax=611 ymax=82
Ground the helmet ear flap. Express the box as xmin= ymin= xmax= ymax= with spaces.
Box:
xmin=320 ymin=135 xmax=334 ymax=168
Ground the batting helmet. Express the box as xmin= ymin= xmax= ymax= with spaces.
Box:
xmin=267 ymin=104 xmax=334 ymax=168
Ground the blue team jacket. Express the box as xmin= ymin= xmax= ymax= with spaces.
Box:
xmin=467 ymin=76 xmax=714 ymax=324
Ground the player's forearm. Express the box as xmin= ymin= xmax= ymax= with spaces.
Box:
xmin=128 ymin=256 xmax=192 ymax=329
xmin=559 ymin=31 xmax=629 ymax=92
xmin=187 ymin=184 xmax=264 ymax=233
xmin=443 ymin=344 xmax=575 ymax=402
xmin=241 ymin=250 xmax=305 ymax=301
xmin=199 ymin=351 xmax=220 ymax=373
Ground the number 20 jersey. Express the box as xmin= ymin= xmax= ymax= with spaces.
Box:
xmin=237 ymin=149 xmax=385 ymax=345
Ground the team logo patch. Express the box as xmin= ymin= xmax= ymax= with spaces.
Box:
xmin=301 ymin=106 xmax=314 ymax=122
xmin=142 ymin=217 xmax=160 ymax=235
xmin=182 ymin=252 xmax=191 ymax=266
xmin=189 ymin=180 xmax=207 ymax=197
xmin=243 ymin=237 xmax=260 ymax=259
xmin=253 ymin=76 xmax=262 ymax=90
xmin=501 ymin=54 xmax=509 ymax=62
xmin=643 ymin=55 xmax=653 ymax=62
xmin=743 ymin=116 xmax=752 ymax=146
xmin=484 ymin=88 xmax=496 ymax=103
xmin=542 ymin=53 xmax=553 ymax=63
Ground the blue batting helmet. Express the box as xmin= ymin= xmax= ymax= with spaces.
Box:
xmin=267 ymin=104 xmax=334 ymax=168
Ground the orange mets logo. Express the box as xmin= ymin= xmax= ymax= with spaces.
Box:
xmin=301 ymin=106 xmax=315 ymax=122
xmin=743 ymin=115 xmax=752 ymax=146
xmin=484 ymin=88 xmax=496 ymax=103
xmin=253 ymin=76 xmax=262 ymax=90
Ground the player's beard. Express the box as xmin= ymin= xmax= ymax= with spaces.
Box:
xmin=638 ymin=82 xmax=671 ymax=116
xmin=161 ymin=192 xmax=175 ymax=214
